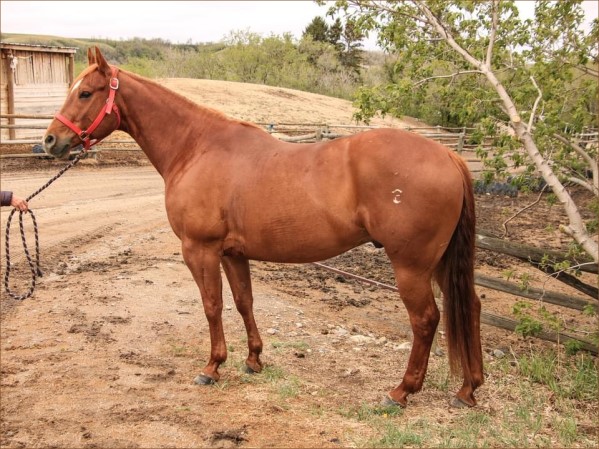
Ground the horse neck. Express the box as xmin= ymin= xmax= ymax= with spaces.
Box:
xmin=116 ymin=71 xmax=229 ymax=177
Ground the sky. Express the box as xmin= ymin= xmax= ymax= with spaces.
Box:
xmin=1 ymin=1 xmax=339 ymax=45
xmin=1 ymin=1 xmax=597 ymax=52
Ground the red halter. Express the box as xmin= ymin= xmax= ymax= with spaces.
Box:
xmin=55 ymin=66 xmax=121 ymax=151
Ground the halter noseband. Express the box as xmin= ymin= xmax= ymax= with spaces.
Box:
xmin=55 ymin=66 xmax=121 ymax=151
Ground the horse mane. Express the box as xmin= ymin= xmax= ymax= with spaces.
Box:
xmin=122 ymin=70 xmax=263 ymax=131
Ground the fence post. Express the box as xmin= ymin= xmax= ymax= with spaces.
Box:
xmin=6 ymin=53 xmax=16 ymax=140
xmin=457 ymin=132 xmax=465 ymax=154
xmin=316 ymin=127 xmax=323 ymax=141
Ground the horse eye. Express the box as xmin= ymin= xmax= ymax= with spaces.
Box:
xmin=79 ymin=91 xmax=92 ymax=99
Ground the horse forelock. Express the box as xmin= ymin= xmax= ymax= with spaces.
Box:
xmin=70 ymin=64 xmax=99 ymax=93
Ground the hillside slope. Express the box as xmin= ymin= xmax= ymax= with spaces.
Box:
xmin=161 ymin=78 xmax=418 ymax=128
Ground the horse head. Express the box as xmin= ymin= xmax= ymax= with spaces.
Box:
xmin=43 ymin=47 xmax=121 ymax=159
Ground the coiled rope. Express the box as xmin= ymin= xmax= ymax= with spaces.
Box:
xmin=3 ymin=152 xmax=85 ymax=300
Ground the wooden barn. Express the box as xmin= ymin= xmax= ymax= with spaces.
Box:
xmin=1 ymin=42 xmax=77 ymax=141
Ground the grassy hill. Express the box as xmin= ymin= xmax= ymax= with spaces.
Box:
xmin=2 ymin=32 xmax=230 ymax=63
xmin=1 ymin=32 xmax=384 ymax=102
xmin=2 ymin=33 xmax=118 ymax=58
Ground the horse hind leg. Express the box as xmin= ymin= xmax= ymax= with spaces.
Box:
xmin=222 ymin=255 xmax=264 ymax=374
xmin=435 ymin=256 xmax=484 ymax=407
xmin=386 ymin=265 xmax=440 ymax=407
xmin=448 ymin=294 xmax=483 ymax=408
xmin=438 ymin=272 xmax=484 ymax=407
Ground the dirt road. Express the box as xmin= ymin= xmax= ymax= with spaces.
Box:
xmin=0 ymin=165 xmax=422 ymax=447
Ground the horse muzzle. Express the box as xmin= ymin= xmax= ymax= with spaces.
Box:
xmin=43 ymin=133 xmax=73 ymax=159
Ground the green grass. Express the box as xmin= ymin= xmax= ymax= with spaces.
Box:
xmin=334 ymin=349 xmax=598 ymax=448
xmin=372 ymin=424 xmax=424 ymax=448
xmin=271 ymin=339 xmax=310 ymax=351
xmin=277 ymin=376 xmax=301 ymax=399
xmin=552 ymin=415 xmax=579 ymax=447
xmin=340 ymin=403 xmax=405 ymax=422
xmin=518 ymin=350 xmax=598 ymax=401
xmin=424 ymin=362 xmax=451 ymax=393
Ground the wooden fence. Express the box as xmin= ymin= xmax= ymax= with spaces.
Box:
xmin=1 ymin=114 xmax=489 ymax=175
xmin=315 ymin=232 xmax=598 ymax=354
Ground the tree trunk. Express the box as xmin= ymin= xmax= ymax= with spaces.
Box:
xmin=483 ymin=70 xmax=599 ymax=264
xmin=512 ymin=121 xmax=598 ymax=263
xmin=416 ymin=1 xmax=598 ymax=263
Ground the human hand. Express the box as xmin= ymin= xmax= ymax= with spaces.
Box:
xmin=11 ymin=195 xmax=28 ymax=212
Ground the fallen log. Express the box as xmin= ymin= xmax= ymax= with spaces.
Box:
xmin=534 ymin=264 xmax=598 ymax=299
xmin=475 ymin=273 xmax=595 ymax=311
xmin=475 ymin=233 xmax=598 ymax=299
xmin=311 ymin=262 xmax=597 ymax=354
xmin=475 ymin=234 xmax=597 ymax=274
xmin=480 ymin=312 xmax=597 ymax=355
xmin=313 ymin=261 xmax=595 ymax=311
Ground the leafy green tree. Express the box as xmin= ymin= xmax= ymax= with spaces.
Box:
xmin=328 ymin=0 xmax=598 ymax=262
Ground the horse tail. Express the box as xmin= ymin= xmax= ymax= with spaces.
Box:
xmin=435 ymin=152 xmax=482 ymax=385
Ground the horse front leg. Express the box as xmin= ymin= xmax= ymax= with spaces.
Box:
xmin=222 ymin=255 xmax=264 ymax=374
xmin=182 ymin=240 xmax=227 ymax=384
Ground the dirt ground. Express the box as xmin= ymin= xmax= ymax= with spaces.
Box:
xmin=1 ymin=79 xmax=597 ymax=448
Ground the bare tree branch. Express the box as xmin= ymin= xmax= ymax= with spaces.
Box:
xmin=514 ymin=124 xmax=598 ymax=262
xmin=485 ymin=0 xmax=499 ymax=68
xmin=413 ymin=2 xmax=483 ymax=69
xmin=553 ymin=133 xmax=599 ymax=195
xmin=553 ymin=133 xmax=598 ymax=170
xmin=567 ymin=177 xmax=598 ymax=195
xmin=528 ymin=76 xmax=543 ymax=133
xmin=575 ymin=65 xmax=599 ymax=77
xmin=413 ymin=70 xmax=484 ymax=87
xmin=501 ymin=184 xmax=548 ymax=238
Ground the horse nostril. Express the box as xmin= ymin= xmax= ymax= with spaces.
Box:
xmin=44 ymin=134 xmax=56 ymax=149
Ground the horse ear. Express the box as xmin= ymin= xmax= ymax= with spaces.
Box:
xmin=94 ymin=47 xmax=111 ymax=76
xmin=87 ymin=47 xmax=96 ymax=66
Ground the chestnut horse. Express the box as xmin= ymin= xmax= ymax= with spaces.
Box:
xmin=43 ymin=47 xmax=483 ymax=407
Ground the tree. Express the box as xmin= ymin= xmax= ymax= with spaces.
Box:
xmin=328 ymin=17 xmax=344 ymax=47
xmin=338 ymin=18 xmax=365 ymax=76
xmin=303 ymin=15 xmax=365 ymax=75
xmin=303 ymin=16 xmax=330 ymax=43
xmin=328 ymin=0 xmax=598 ymax=263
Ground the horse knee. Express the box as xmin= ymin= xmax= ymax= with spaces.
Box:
xmin=233 ymin=295 xmax=252 ymax=314
xmin=203 ymin=301 xmax=223 ymax=320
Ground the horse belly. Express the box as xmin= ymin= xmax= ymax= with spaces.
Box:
xmin=233 ymin=207 xmax=368 ymax=263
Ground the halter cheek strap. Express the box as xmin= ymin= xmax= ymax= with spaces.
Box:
xmin=55 ymin=66 xmax=121 ymax=151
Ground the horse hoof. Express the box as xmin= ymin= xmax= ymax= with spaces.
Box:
xmin=450 ymin=396 xmax=473 ymax=408
xmin=194 ymin=374 xmax=216 ymax=385
xmin=244 ymin=365 xmax=257 ymax=374
xmin=381 ymin=395 xmax=405 ymax=408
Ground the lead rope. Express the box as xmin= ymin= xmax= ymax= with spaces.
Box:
xmin=3 ymin=152 xmax=86 ymax=300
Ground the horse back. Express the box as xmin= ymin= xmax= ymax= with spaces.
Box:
xmin=165 ymin=127 xmax=465 ymax=263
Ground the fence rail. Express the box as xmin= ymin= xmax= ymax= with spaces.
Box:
xmin=0 ymin=114 xmax=489 ymax=176
xmin=312 ymin=230 xmax=598 ymax=355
